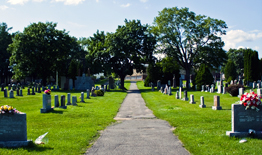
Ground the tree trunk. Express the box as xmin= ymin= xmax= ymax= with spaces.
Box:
xmin=185 ymin=67 xmax=191 ymax=90
xmin=120 ymin=75 xmax=125 ymax=90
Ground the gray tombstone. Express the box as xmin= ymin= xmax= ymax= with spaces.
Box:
xmin=37 ymin=86 xmax=41 ymax=93
xmin=168 ymin=80 xmax=171 ymax=86
xmin=9 ymin=90 xmax=14 ymax=98
xmin=222 ymin=87 xmax=226 ymax=94
xmin=212 ymin=96 xmax=222 ymax=110
xmin=168 ymin=87 xmax=172 ymax=95
xmin=182 ymin=90 xmax=188 ymax=101
xmin=54 ymin=95 xmax=59 ymax=107
xmin=189 ymin=94 xmax=196 ymax=104
xmin=91 ymin=87 xmax=96 ymax=96
xmin=238 ymin=88 xmax=244 ymax=97
xmin=4 ymin=88 xmax=7 ymax=97
xmin=199 ymin=96 xmax=206 ymax=108
xmin=19 ymin=89 xmax=23 ymax=96
xmin=201 ymin=85 xmax=204 ymax=92
xmin=72 ymin=96 xmax=77 ymax=106
xmin=86 ymin=89 xmax=90 ymax=99
xmin=217 ymin=85 xmax=222 ymax=93
xmin=257 ymin=83 xmax=260 ymax=89
xmin=176 ymin=91 xmax=179 ymax=99
xmin=226 ymin=104 xmax=262 ymax=138
xmin=80 ymin=92 xmax=85 ymax=103
xmin=67 ymin=93 xmax=71 ymax=105
xmin=27 ymin=88 xmax=30 ymax=95
xmin=16 ymin=89 xmax=19 ymax=96
xmin=253 ymin=82 xmax=256 ymax=89
xmin=60 ymin=95 xmax=67 ymax=109
xmin=41 ymin=94 xmax=53 ymax=113
xmin=257 ymin=89 xmax=261 ymax=97
xmin=31 ymin=87 xmax=35 ymax=95
xmin=179 ymin=87 xmax=182 ymax=99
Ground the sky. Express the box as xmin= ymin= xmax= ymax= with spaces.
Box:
xmin=1 ymin=0 xmax=262 ymax=57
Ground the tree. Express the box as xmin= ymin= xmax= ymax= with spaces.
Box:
xmin=194 ymin=64 xmax=214 ymax=90
xmin=8 ymin=22 xmax=83 ymax=85
xmin=152 ymin=7 xmax=227 ymax=89
xmin=0 ymin=23 xmax=13 ymax=84
xmin=226 ymin=48 xmax=244 ymax=75
xmin=244 ymin=48 xmax=260 ymax=83
xmin=105 ymin=19 xmax=156 ymax=89
xmin=224 ymin=60 xmax=237 ymax=82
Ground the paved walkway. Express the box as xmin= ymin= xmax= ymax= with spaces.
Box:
xmin=85 ymin=81 xmax=190 ymax=155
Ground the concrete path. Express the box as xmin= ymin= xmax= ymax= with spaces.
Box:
xmin=85 ymin=81 xmax=190 ymax=155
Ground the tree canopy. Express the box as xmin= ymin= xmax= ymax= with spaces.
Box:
xmin=152 ymin=7 xmax=227 ymax=89
xmin=8 ymin=22 xmax=84 ymax=85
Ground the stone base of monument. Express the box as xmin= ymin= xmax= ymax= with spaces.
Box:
xmin=226 ymin=131 xmax=262 ymax=138
xmin=59 ymin=106 xmax=67 ymax=109
xmin=0 ymin=113 xmax=32 ymax=148
xmin=189 ymin=101 xmax=196 ymax=104
xmin=40 ymin=108 xmax=54 ymax=113
xmin=199 ymin=104 xmax=206 ymax=108
xmin=212 ymin=106 xmax=222 ymax=110
xmin=181 ymin=98 xmax=188 ymax=101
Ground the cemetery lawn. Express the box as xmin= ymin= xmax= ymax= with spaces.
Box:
xmin=0 ymin=81 xmax=131 ymax=155
xmin=137 ymin=81 xmax=262 ymax=155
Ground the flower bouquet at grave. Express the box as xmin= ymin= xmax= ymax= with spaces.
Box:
xmin=0 ymin=105 xmax=21 ymax=114
xmin=240 ymin=92 xmax=261 ymax=112
xmin=44 ymin=89 xmax=51 ymax=95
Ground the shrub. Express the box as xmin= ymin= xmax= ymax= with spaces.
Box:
xmin=227 ymin=76 xmax=233 ymax=83
xmin=194 ymin=64 xmax=214 ymax=91
xmin=226 ymin=84 xmax=244 ymax=96
xmin=100 ymin=76 xmax=105 ymax=80
xmin=94 ymin=89 xmax=104 ymax=96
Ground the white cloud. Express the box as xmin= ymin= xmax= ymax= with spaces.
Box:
xmin=121 ymin=3 xmax=130 ymax=7
xmin=140 ymin=0 xmax=148 ymax=2
xmin=67 ymin=21 xmax=86 ymax=28
xmin=7 ymin=0 xmax=29 ymax=5
xmin=222 ymin=29 xmax=262 ymax=50
xmin=33 ymin=0 xmax=44 ymax=2
xmin=53 ymin=0 xmax=85 ymax=5
xmin=0 ymin=5 xmax=9 ymax=10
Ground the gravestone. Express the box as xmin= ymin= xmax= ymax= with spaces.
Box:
xmin=19 ymin=89 xmax=23 ymax=96
xmin=12 ymin=84 xmax=16 ymax=91
xmin=179 ymin=87 xmax=182 ymax=99
xmin=201 ymin=85 xmax=204 ymax=92
xmin=168 ymin=87 xmax=171 ymax=95
xmin=199 ymin=96 xmax=206 ymax=108
xmin=109 ymin=77 xmax=115 ymax=89
xmin=4 ymin=88 xmax=7 ymax=98
xmin=72 ymin=96 xmax=77 ymax=106
xmin=212 ymin=96 xmax=222 ymax=110
xmin=173 ymin=77 xmax=176 ymax=88
xmin=257 ymin=83 xmax=260 ymax=89
xmin=54 ymin=95 xmax=59 ymax=107
xmin=160 ymin=87 xmax=163 ymax=93
xmin=226 ymin=104 xmax=262 ymax=138
xmin=168 ymin=80 xmax=171 ymax=86
xmin=253 ymin=82 xmax=256 ymax=89
xmin=217 ymin=85 xmax=222 ymax=93
xmin=182 ymin=90 xmax=188 ymax=101
xmin=238 ymin=88 xmax=244 ymax=97
xmin=27 ymin=88 xmax=30 ymax=95
xmin=257 ymin=89 xmax=261 ymax=97
xmin=16 ymin=89 xmax=19 ymax=96
xmin=9 ymin=90 xmax=14 ymax=98
xmin=230 ymin=80 xmax=234 ymax=85
xmin=67 ymin=93 xmax=71 ymax=105
xmin=0 ymin=113 xmax=30 ymax=147
xmin=91 ymin=87 xmax=96 ymax=97
xmin=37 ymin=86 xmax=41 ymax=93
xmin=96 ymin=86 xmax=99 ymax=90
xmin=222 ymin=87 xmax=226 ymax=94
xmin=41 ymin=94 xmax=53 ymax=113
xmin=80 ymin=92 xmax=85 ymax=103
xmin=31 ymin=87 xmax=35 ymax=95
xmin=48 ymin=85 xmax=51 ymax=90
xmin=189 ymin=94 xmax=196 ymax=104
xmin=176 ymin=91 xmax=179 ymax=99
xmin=86 ymin=89 xmax=90 ymax=99
xmin=157 ymin=80 xmax=161 ymax=90
xmin=60 ymin=95 xmax=67 ymax=109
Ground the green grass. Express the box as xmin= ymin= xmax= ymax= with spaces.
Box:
xmin=0 ymin=81 xmax=131 ymax=155
xmin=137 ymin=81 xmax=262 ymax=155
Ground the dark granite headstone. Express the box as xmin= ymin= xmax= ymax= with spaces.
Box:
xmin=31 ymin=87 xmax=35 ymax=95
xmin=72 ymin=96 xmax=78 ymax=106
xmin=54 ymin=95 xmax=59 ymax=107
xmin=67 ymin=93 xmax=71 ymax=105
xmin=41 ymin=94 xmax=53 ymax=113
xmin=226 ymin=104 xmax=262 ymax=138
xmin=60 ymin=95 xmax=67 ymax=109
xmin=80 ymin=92 xmax=85 ymax=103
xmin=27 ymin=88 xmax=30 ymax=95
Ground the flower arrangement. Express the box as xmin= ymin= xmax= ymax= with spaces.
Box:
xmin=240 ymin=92 xmax=261 ymax=112
xmin=0 ymin=105 xmax=20 ymax=114
xmin=44 ymin=89 xmax=51 ymax=95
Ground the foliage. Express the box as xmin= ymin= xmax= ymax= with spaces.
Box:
xmin=8 ymin=22 xmax=84 ymax=85
xmin=224 ymin=60 xmax=237 ymax=81
xmin=68 ymin=59 xmax=78 ymax=81
xmin=226 ymin=48 xmax=244 ymax=75
xmin=226 ymin=84 xmax=244 ymax=96
xmin=152 ymin=7 xmax=227 ymax=89
xmin=0 ymin=23 xmax=14 ymax=83
xmin=94 ymin=89 xmax=104 ymax=96
xmin=194 ymin=64 xmax=214 ymax=90
xmin=226 ymin=76 xmax=233 ymax=83
xmin=244 ymin=48 xmax=260 ymax=83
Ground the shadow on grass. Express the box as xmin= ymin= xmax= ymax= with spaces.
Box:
xmin=49 ymin=110 xmax=64 ymax=114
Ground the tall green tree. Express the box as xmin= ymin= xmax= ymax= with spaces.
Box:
xmin=152 ymin=7 xmax=227 ymax=89
xmin=0 ymin=23 xmax=13 ymax=84
xmin=8 ymin=22 xmax=83 ymax=85
xmin=224 ymin=60 xmax=237 ymax=82
xmin=244 ymin=48 xmax=260 ymax=83
xmin=194 ymin=64 xmax=214 ymax=90
xmin=226 ymin=48 xmax=244 ymax=75
xmin=105 ymin=19 xmax=156 ymax=89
